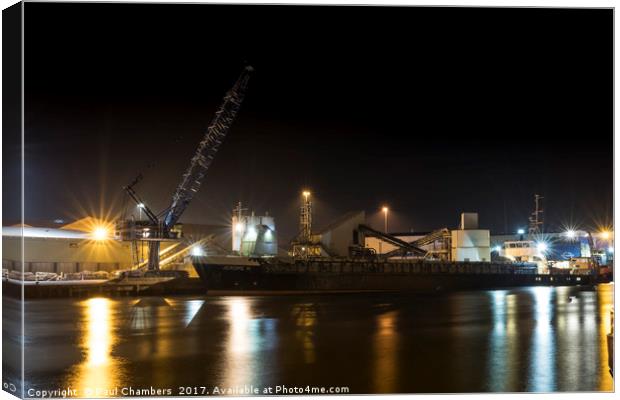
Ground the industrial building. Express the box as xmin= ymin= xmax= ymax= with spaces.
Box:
xmin=363 ymin=212 xmax=491 ymax=262
xmin=1 ymin=218 xmax=228 ymax=277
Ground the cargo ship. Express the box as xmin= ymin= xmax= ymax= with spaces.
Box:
xmin=191 ymin=201 xmax=602 ymax=294
xmin=191 ymin=255 xmax=595 ymax=294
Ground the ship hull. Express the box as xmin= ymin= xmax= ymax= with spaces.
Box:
xmin=192 ymin=258 xmax=596 ymax=293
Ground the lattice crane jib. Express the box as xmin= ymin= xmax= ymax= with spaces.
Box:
xmin=163 ymin=66 xmax=254 ymax=231
xmin=119 ymin=66 xmax=253 ymax=271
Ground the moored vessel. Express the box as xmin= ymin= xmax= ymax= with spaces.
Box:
xmin=192 ymin=255 xmax=595 ymax=294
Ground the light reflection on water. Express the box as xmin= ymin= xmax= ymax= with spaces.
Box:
xmin=528 ymin=286 xmax=556 ymax=392
xmin=293 ymin=303 xmax=317 ymax=364
xmin=221 ymin=297 xmax=279 ymax=388
xmin=224 ymin=297 xmax=255 ymax=387
xmin=67 ymin=298 xmax=124 ymax=397
xmin=20 ymin=285 xmax=613 ymax=395
xmin=486 ymin=290 xmax=518 ymax=391
xmin=598 ymin=284 xmax=614 ymax=391
xmin=182 ymin=299 xmax=205 ymax=328
xmin=372 ymin=311 xmax=398 ymax=393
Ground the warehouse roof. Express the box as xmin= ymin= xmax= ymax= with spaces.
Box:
xmin=2 ymin=226 xmax=88 ymax=239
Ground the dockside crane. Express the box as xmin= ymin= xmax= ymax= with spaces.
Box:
xmin=117 ymin=66 xmax=254 ymax=272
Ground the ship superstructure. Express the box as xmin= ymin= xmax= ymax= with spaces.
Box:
xmin=232 ymin=202 xmax=278 ymax=257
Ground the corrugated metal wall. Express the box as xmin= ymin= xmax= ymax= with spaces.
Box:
xmin=2 ymin=236 xmax=175 ymax=272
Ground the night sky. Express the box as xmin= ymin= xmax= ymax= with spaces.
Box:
xmin=4 ymin=4 xmax=613 ymax=241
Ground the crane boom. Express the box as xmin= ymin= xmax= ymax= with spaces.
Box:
xmin=117 ymin=66 xmax=254 ymax=272
xmin=163 ymin=66 xmax=253 ymax=230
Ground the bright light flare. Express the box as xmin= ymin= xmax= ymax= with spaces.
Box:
xmin=191 ymin=245 xmax=205 ymax=257
xmin=600 ymin=231 xmax=611 ymax=240
xmin=536 ymin=242 xmax=548 ymax=253
xmin=565 ymin=230 xmax=576 ymax=239
xmin=517 ymin=229 xmax=525 ymax=235
xmin=235 ymin=222 xmax=245 ymax=233
xmin=382 ymin=206 xmax=389 ymax=213
xmin=92 ymin=226 xmax=109 ymax=241
xmin=302 ymin=191 xmax=311 ymax=198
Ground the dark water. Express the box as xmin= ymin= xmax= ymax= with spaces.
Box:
xmin=3 ymin=284 xmax=614 ymax=396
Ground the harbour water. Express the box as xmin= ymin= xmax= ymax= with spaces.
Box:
xmin=3 ymin=284 xmax=614 ymax=396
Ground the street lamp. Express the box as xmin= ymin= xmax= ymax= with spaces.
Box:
xmin=517 ymin=229 xmax=525 ymax=235
xmin=382 ymin=206 xmax=389 ymax=233
xmin=137 ymin=203 xmax=145 ymax=220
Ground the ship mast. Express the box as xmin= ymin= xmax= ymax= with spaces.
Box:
xmin=528 ymin=194 xmax=544 ymax=234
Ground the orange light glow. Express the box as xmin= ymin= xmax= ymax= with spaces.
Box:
xmin=92 ymin=226 xmax=110 ymax=240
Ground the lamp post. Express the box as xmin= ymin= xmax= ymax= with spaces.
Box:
xmin=301 ymin=191 xmax=311 ymax=241
xmin=382 ymin=206 xmax=389 ymax=233
xmin=138 ymin=203 xmax=145 ymax=220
